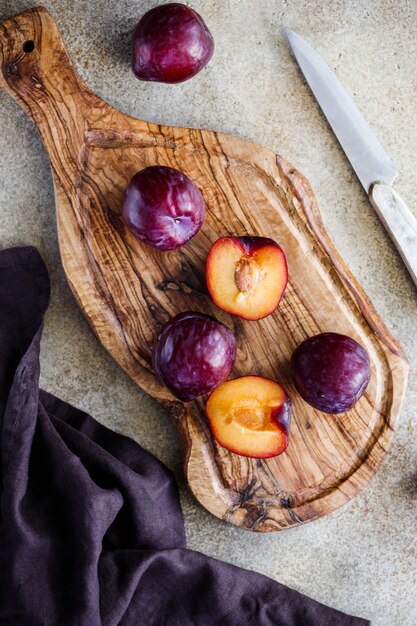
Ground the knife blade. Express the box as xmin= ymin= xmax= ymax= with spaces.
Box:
xmin=286 ymin=29 xmax=397 ymax=193
xmin=287 ymin=28 xmax=417 ymax=289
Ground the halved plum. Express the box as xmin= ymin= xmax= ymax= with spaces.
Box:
xmin=206 ymin=236 xmax=288 ymax=320
xmin=206 ymin=376 xmax=292 ymax=458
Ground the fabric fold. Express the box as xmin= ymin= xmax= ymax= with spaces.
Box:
xmin=0 ymin=246 xmax=370 ymax=626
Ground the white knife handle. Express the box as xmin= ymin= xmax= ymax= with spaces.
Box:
xmin=369 ymin=183 xmax=417 ymax=288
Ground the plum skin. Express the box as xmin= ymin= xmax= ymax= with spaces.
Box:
xmin=121 ymin=166 xmax=205 ymax=251
xmin=291 ymin=332 xmax=371 ymax=414
xmin=152 ymin=311 xmax=236 ymax=401
xmin=132 ymin=3 xmax=214 ymax=84
xmin=273 ymin=396 xmax=292 ymax=434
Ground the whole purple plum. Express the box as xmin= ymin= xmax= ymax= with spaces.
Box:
xmin=152 ymin=312 xmax=236 ymax=401
xmin=121 ymin=165 xmax=205 ymax=250
xmin=291 ymin=332 xmax=371 ymax=414
xmin=132 ymin=3 xmax=214 ymax=84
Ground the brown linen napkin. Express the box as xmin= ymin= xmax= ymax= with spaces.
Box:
xmin=0 ymin=246 xmax=370 ymax=625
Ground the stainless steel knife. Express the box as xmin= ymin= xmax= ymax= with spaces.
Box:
xmin=287 ymin=29 xmax=417 ymax=288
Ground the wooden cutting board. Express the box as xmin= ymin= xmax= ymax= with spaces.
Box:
xmin=0 ymin=7 xmax=408 ymax=532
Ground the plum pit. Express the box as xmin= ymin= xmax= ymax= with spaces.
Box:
xmin=234 ymin=255 xmax=261 ymax=295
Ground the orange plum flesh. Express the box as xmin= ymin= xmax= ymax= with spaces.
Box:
xmin=206 ymin=376 xmax=292 ymax=458
xmin=206 ymin=236 xmax=288 ymax=320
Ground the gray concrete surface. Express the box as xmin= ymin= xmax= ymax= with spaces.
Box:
xmin=0 ymin=1 xmax=416 ymax=624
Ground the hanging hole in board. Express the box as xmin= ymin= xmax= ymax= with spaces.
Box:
xmin=23 ymin=40 xmax=35 ymax=53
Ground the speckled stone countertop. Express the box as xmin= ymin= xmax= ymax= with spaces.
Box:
xmin=0 ymin=1 xmax=416 ymax=624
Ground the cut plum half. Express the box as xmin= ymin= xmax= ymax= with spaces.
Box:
xmin=206 ymin=236 xmax=288 ymax=320
xmin=206 ymin=376 xmax=292 ymax=458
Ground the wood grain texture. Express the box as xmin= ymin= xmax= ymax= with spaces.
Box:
xmin=0 ymin=7 xmax=409 ymax=532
